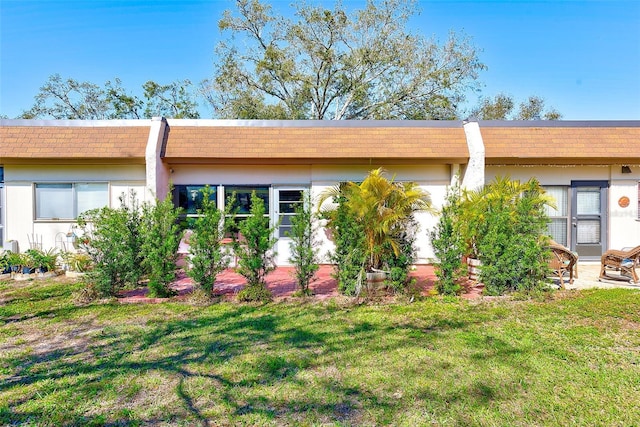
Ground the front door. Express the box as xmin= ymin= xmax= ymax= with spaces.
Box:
xmin=571 ymin=181 xmax=608 ymax=260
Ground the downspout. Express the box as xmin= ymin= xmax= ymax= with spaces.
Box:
xmin=145 ymin=116 xmax=170 ymax=203
xmin=462 ymin=120 xmax=485 ymax=192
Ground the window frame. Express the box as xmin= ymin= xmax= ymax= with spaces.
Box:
xmin=543 ymin=185 xmax=570 ymax=247
xmin=34 ymin=182 xmax=109 ymax=221
xmin=172 ymin=184 xmax=219 ymax=217
xmin=223 ymin=185 xmax=270 ymax=219
xmin=274 ymin=188 xmax=307 ymax=239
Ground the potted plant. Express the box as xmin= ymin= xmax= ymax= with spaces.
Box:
xmin=0 ymin=252 xmax=11 ymax=275
xmin=320 ymin=168 xmax=433 ymax=294
xmin=5 ymin=251 xmax=23 ymax=274
xmin=40 ymin=248 xmax=59 ymax=273
xmin=69 ymin=253 xmax=93 ymax=273
xmin=20 ymin=251 xmax=36 ymax=274
xmin=26 ymin=248 xmax=57 ymax=273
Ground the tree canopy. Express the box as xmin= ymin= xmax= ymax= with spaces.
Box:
xmin=470 ymin=93 xmax=562 ymax=120
xmin=7 ymin=1 xmax=564 ymax=121
xmin=18 ymin=74 xmax=200 ymax=120
xmin=202 ymin=0 xmax=486 ymax=120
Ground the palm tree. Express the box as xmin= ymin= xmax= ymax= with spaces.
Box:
xmin=320 ymin=168 xmax=433 ymax=272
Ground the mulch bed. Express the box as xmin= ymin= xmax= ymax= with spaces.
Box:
xmin=117 ymin=264 xmax=484 ymax=303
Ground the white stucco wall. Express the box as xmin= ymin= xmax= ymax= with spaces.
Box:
xmin=169 ymin=163 xmax=451 ymax=265
xmin=486 ymin=165 xmax=612 ymax=185
xmin=3 ymin=164 xmax=146 ymax=253
xmin=486 ymin=165 xmax=640 ymax=251
xmin=609 ymin=175 xmax=640 ymax=250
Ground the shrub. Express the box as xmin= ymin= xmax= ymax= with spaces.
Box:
xmin=325 ymin=192 xmax=367 ymax=296
xmin=230 ymin=191 xmax=277 ymax=302
xmin=430 ymin=184 xmax=465 ymax=295
xmin=286 ymin=191 xmax=320 ymax=296
xmin=460 ymin=177 xmax=552 ymax=295
xmin=187 ymin=185 xmax=230 ymax=296
xmin=78 ymin=191 xmax=145 ymax=297
xmin=383 ymin=218 xmax=419 ymax=293
xmin=237 ymin=281 xmax=274 ymax=303
xmin=141 ymin=192 xmax=183 ymax=297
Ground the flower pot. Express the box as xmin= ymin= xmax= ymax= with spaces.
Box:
xmin=366 ymin=271 xmax=387 ymax=290
xmin=467 ymin=257 xmax=482 ymax=281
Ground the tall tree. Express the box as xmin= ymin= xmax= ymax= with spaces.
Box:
xmin=203 ymin=0 xmax=486 ymax=120
xmin=20 ymin=74 xmax=110 ymax=120
xmin=142 ymin=80 xmax=201 ymax=119
xmin=470 ymin=93 xmax=562 ymax=120
xmin=19 ymin=74 xmax=200 ymax=119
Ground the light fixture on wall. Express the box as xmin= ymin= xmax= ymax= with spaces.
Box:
xmin=621 ymin=165 xmax=632 ymax=174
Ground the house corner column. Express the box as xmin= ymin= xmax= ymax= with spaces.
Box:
xmin=145 ymin=116 xmax=169 ymax=202
xmin=462 ymin=121 xmax=485 ymax=192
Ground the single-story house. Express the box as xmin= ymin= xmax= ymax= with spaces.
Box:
xmin=1 ymin=118 xmax=638 ymax=264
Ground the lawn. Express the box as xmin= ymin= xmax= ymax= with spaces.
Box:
xmin=1 ymin=277 xmax=639 ymax=426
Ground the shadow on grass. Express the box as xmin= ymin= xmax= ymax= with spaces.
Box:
xmin=1 ymin=294 xmax=537 ymax=425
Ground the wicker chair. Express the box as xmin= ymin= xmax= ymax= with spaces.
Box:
xmin=599 ymin=245 xmax=640 ymax=284
xmin=548 ymin=243 xmax=578 ymax=288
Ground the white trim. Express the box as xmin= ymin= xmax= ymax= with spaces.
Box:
xmin=145 ymin=117 xmax=169 ymax=202
xmin=462 ymin=121 xmax=485 ymax=191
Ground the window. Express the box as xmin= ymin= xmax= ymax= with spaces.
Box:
xmin=277 ymin=189 xmax=304 ymax=238
xmin=543 ymin=186 xmax=569 ymax=246
xmin=224 ymin=186 xmax=269 ymax=217
xmin=35 ymin=183 xmax=108 ymax=220
xmin=173 ymin=185 xmax=217 ymax=215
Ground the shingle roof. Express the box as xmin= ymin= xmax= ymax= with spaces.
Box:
xmin=0 ymin=122 xmax=149 ymax=163
xmin=2 ymin=119 xmax=639 ymax=167
xmin=162 ymin=121 xmax=469 ymax=164
xmin=481 ymin=123 xmax=640 ymax=164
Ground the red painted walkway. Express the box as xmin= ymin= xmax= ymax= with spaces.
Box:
xmin=118 ymin=265 xmax=484 ymax=303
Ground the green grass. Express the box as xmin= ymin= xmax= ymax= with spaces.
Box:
xmin=1 ymin=277 xmax=639 ymax=426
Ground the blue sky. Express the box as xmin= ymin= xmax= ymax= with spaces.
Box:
xmin=1 ymin=0 xmax=639 ymax=120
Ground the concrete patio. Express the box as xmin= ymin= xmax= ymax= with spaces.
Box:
xmin=564 ymin=262 xmax=640 ymax=290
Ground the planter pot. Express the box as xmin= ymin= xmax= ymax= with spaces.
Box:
xmin=37 ymin=271 xmax=58 ymax=279
xmin=65 ymin=270 xmax=86 ymax=279
xmin=22 ymin=267 xmax=36 ymax=274
xmin=467 ymin=257 xmax=482 ymax=281
xmin=366 ymin=271 xmax=387 ymax=290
